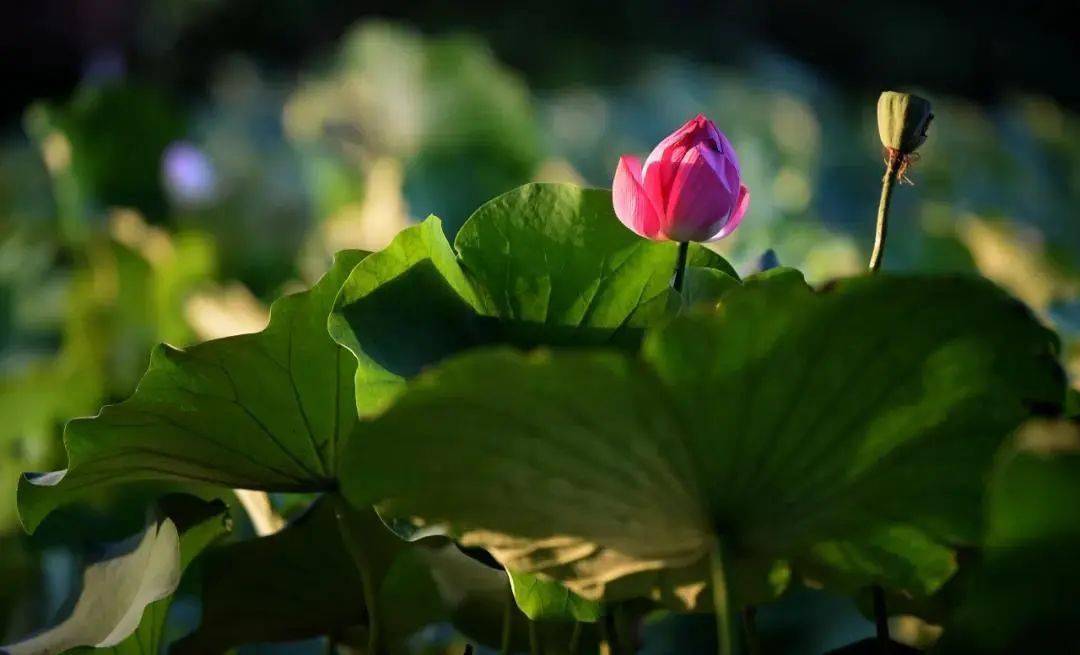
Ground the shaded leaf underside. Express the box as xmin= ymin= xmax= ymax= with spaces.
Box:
xmin=343 ymin=273 xmax=1062 ymax=603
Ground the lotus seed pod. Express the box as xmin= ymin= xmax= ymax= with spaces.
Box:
xmin=877 ymin=91 xmax=933 ymax=154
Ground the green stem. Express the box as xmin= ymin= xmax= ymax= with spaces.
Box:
xmin=599 ymin=613 xmax=613 ymax=655
xmin=500 ymin=584 xmax=513 ymax=655
xmin=742 ymin=606 xmax=761 ymax=655
xmin=613 ymin=604 xmax=635 ymax=653
xmin=672 ymin=241 xmax=690 ymax=292
xmin=568 ymin=622 xmax=583 ymax=655
xmin=528 ymin=620 xmax=542 ymax=655
xmin=873 ymin=584 xmax=891 ymax=649
xmin=869 ymin=154 xmax=900 ymax=273
xmin=710 ymin=538 xmax=736 ymax=655
xmin=333 ymin=499 xmax=380 ymax=655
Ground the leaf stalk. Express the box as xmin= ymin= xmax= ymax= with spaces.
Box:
xmin=672 ymin=241 xmax=690 ymax=292
xmin=500 ymin=584 xmax=513 ymax=655
xmin=333 ymin=498 xmax=381 ymax=655
xmin=742 ymin=606 xmax=761 ymax=655
xmin=873 ymin=584 xmax=891 ymax=649
xmin=869 ymin=153 xmax=900 ymax=273
xmin=710 ymin=537 xmax=737 ymax=655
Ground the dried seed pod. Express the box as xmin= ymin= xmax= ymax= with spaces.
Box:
xmin=877 ymin=91 xmax=933 ymax=154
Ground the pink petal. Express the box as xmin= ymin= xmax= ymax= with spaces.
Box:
xmin=721 ymin=153 xmax=741 ymax=195
xmin=641 ymin=114 xmax=715 ymax=201
xmin=712 ymin=128 xmax=741 ymax=171
xmin=708 ymin=184 xmax=750 ymax=242
xmin=706 ymin=151 xmax=738 ymax=195
xmin=662 ymin=144 xmax=737 ymax=242
xmin=612 ymin=155 xmax=663 ymax=240
xmin=700 ymin=116 xmax=729 ymax=153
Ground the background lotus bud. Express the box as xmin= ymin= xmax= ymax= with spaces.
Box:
xmin=613 ymin=114 xmax=749 ymax=242
xmin=877 ymin=91 xmax=933 ymax=154
xmin=869 ymin=92 xmax=933 ymax=273
xmin=756 ymin=248 xmax=780 ymax=273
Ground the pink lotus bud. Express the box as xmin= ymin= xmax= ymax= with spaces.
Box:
xmin=613 ymin=114 xmax=749 ymax=242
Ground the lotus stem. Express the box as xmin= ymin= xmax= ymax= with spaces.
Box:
xmin=742 ymin=606 xmax=761 ymax=655
xmin=710 ymin=538 xmax=737 ymax=655
xmin=869 ymin=153 xmax=900 ymax=273
xmin=528 ymin=620 xmax=542 ymax=655
xmin=873 ymin=584 xmax=891 ymax=647
xmin=599 ymin=613 xmax=613 ymax=655
xmin=568 ymin=622 xmax=583 ymax=655
xmin=613 ymin=604 xmax=636 ymax=652
xmin=333 ymin=499 xmax=381 ymax=655
xmin=500 ymin=585 xmax=513 ymax=655
xmin=672 ymin=241 xmax=690 ymax=292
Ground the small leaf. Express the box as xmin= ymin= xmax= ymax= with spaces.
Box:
xmin=508 ymin=571 xmax=602 ymax=622
xmin=18 ymin=252 xmax=367 ymax=532
xmin=341 ymin=274 xmax=1062 ymax=604
xmin=802 ymin=525 xmax=957 ymax=596
xmin=1 ymin=495 xmax=229 ymax=655
xmin=682 ymin=267 xmax=740 ymax=308
xmin=755 ymin=249 xmax=780 ymax=273
xmin=1065 ymin=387 xmax=1080 ymax=418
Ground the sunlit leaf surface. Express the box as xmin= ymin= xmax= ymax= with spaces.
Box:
xmin=18 ymin=252 xmax=366 ymax=532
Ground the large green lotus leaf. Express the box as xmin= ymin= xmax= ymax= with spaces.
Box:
xmin=341 ymin=274 xmax=1062 ymax=605
xmin=329 ymin=183 xmax=735 ymax=416
xmin=342 ymin=348 xmax=706 ymax=601
xmin=1 ymin=495 xmax=229 ymax=655
xmin=18 ymin=251 xmax=367 ymax=533
xmin=646 ymin=275 xmax=1060 ymax=548
xmin=934 ymin=419 xmax=1080 ymax=654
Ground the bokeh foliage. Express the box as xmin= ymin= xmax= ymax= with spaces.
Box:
xmin=1 ymin=14 xmax=1078 ymax=655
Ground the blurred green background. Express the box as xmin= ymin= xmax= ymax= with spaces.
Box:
xmin=1 ymin=1 xmax=1078 ymax=653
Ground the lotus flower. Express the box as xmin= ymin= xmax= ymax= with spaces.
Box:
xmin=613 ymin=114 xmax=749 ymax=242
